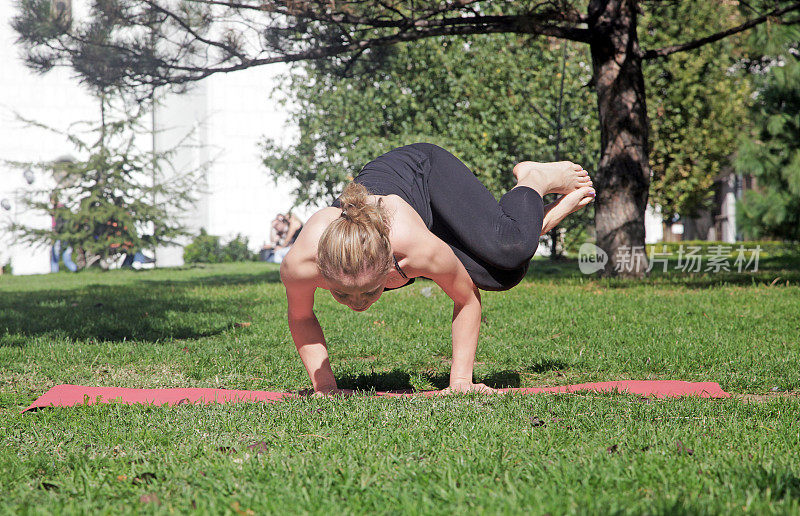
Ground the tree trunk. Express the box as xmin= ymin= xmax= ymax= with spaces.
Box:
xmin=550 ymin=42 xmax=568 ymax=261
xmin=588 ymin=0 xmax=651 ymax=278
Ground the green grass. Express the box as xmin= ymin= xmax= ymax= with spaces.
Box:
xmin=1 ymin=258 xmax=799 ymax=514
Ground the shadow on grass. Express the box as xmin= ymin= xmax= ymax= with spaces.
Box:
xmin=333 ymin=366 xmax=567 ymax=391
xmin=0 ymin=264 xmax=286 ymax=345
xmin=747 ymin=466 xmax=800 ymax=501
xmin=336 ymin=370 xmax=415 ymax=392
xmin=522 ymin=359 xmax=570 ymax=373
xmin=138 ymin=268 xmax=282 ymax=288
xmin=0 ymin=283 xmax=242 ymax=344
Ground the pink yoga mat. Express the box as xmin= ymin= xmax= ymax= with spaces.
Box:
xmin=23 ymin=380 xmax=729 ymax=412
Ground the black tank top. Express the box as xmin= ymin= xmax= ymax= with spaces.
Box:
xmin=332 ymin=144 xmax=433 ymax=227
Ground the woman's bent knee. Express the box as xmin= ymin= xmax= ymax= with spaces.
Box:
xmin=474 ymin=265 xmax=529 ymax=291
xmin=484 ymin=238 xmax=539 ymax=270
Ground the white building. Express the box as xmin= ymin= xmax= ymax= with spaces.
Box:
xmin=0 ymin=2 xmax=315 ymax=275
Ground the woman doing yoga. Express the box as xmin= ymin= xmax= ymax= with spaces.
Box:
xmin=280 ymin=143 xmax=595 ymax=395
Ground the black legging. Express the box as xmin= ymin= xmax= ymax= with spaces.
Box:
xmin=411 ymin=143 xmax=544 ymax=291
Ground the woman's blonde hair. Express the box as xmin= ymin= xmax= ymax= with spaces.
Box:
xmin=317 ymin=182 xmax=393 ymax=281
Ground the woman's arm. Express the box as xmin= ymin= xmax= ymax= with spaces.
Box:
xmin=286 ymin=215 xmax=303 ymax=244
xmin=448 ymin=282 xmax=484 ymax=391
xmin=280 ymin=256 xmax=338 ymax=393
xmin=269 ymin=225 xmax=279 ymax=245
xmin=413 ymin=235 xmax=493 ymax=393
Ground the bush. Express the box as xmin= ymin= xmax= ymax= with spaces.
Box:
xmin=223 ymin=234 xmax=255 ymax=262
xmin=183 ymin=229 xmax=256 ymax=264
xmin=183 ymin=229 xmax=223 ymax=263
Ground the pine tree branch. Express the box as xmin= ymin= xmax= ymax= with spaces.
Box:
xmin=641 ymin=1 xmax=800 ymax=60
xmin=55 ymin=15 xmax=589 ymax=90
xmin=141 ymin=0 xmax=248 ymax=62
xmin=14 ymin=0 xmax=589 ymax=92
xmin=184 ymin=0 xmax=589 ymax=27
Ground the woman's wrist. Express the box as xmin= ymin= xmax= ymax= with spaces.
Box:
xmin=314 ymin=380 xmax=338 ymax=393
xmin=449 ymin=375 xmax=473 ymax=386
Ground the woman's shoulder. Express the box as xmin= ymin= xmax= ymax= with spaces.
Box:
xmin=297 ymin=207 xmax=340 ymax=238
xmin=381 ymin=195 xmax=427 ymax=246
xmin=379 ymin=195 xmax=442 ymax=278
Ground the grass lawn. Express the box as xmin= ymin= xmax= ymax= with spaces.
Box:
xmin=1 ymin=257 xmax=799 ymax=514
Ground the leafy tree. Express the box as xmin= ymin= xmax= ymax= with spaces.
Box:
xmin=734 ymin=26 xmax=800 ymax=241
xmin=183 ymin=228 xmax=223 ymax=263
xmin=5 ymin=96 xmax=202 ymax=268
xmin=640 ymin=1 xmax=752 ymax=221
xmin=262 ymin=33 xmax=598 ymax=258
xmin=12 ymin=0 xmax=800 ymax=275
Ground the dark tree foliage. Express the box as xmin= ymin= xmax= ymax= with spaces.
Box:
xmin=735 ymin=26 xmax=800 ymax=241
xmin=263 ymin=34 xmax=598 ymax=257
xmin=183 ymin=229 xmax=255 ymax=263
xmin=640 ymin=1 xmax=752 ymax=221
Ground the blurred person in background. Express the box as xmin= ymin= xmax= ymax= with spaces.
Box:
xmin=261 ymin=212 xmax=304 ymax=263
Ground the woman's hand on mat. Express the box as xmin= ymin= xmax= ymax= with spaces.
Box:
xmin=311 ymin=388 xmax=354 ymax=398
xmin=440 ymin=381 xmax=496 ymax=395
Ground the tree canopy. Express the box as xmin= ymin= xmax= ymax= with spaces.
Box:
xmin=262 ymin=33 xmax=598 ymax=255
xmin=263 ymin=34 xmax=598 ymax=203
xmin=12 ymin=0 xmax=800 ymax=95
xmin=640 ymin=0 xmax=752 ymax=221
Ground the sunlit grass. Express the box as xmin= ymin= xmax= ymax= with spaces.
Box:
xmin=1 ymin=259 xmax=799 ymax=513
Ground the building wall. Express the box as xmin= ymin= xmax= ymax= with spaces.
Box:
xmin=202 ymin=66 xmax=312 ymax=254
xmin=644 ymin=203 xmax=664 ymax=244
xmin=151 ymin=83 xmax=211 ymax=268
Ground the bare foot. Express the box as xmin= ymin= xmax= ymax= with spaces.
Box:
xmin=560 ymin=185 xmax=596 ymax=215
xmin=513 ymin=161 xmax=591 ymax=195
xmin=541 ymin=186 xmax=595 ymax=234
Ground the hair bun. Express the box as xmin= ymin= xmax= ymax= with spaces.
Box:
xmin=339 ymin=200 xmax=363 ymax=224
xmin=337 ymin=183 xmax=389 ymax=237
